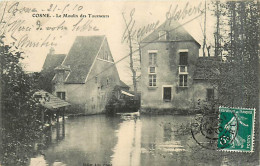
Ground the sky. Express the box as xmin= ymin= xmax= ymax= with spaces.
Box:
xmin=0 ymin=0 xmax=216 ymax=85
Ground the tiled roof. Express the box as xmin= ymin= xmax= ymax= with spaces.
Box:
xmin=141 ymin=20 xmax=200 ymax=47
xmin=63 ymin=36 xmax=105 ymax=84
xmin=34 ymin=90 xmax=70 ymax=110
xmin=41 ymin=53 xmax=66 ymax=73
xmin=193 ymin=57 xmax=220 ymax=80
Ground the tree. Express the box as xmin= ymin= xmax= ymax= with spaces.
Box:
xmin=122 ymin=12 xmax=138 ymax=97
xmin=217 ymin=1 xmax=259 ymax=109
xmin=206 ymin=1 xmax=259 ymax=158
xmin=0 ymin=37 xmax=43 ymax=165
xmin=121 ymin=9 xmax=159 ymax=97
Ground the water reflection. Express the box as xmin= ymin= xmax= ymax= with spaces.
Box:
xmin=112 ymin=118 xmax=141 ymax=166
xmin=28 ymin=115 xmax=192 ymax=166
xmin=1 ymin=114 xmax=254 ymax=166
xmin=29 ymin=122 xmax=66 ymax=166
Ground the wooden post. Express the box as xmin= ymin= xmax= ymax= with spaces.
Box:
xmin=62 ymin=108 xmax=65 ymax=122
xmin=56 ymin=109 xmax=59 ymax=123
xmin=62 ymin=108 xmax=65 ymax=139
xmin=50 ymin=112 xmax=53 ymax=126
xmin=56 ymin=121 xmax=60 ymax=141
xmin=49 ymin=125 xmax=52 ymax=143
xmin=62 ymin=120 xmax=65 ymax=139
xmin=41 ymin=109 xmax=45 ymax=128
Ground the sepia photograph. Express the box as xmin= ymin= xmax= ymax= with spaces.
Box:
xmin=0 ymin=0 xmax=259 ymax=165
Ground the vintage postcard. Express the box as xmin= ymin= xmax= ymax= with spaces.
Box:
xmin=0 ymin=0 xmax=259 ymax=166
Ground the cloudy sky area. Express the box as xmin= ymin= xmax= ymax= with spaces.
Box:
xmin=0 ymin=0 xmax=216 ymax=85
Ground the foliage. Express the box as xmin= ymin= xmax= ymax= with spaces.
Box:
xmin=202 ymin=1 xmax=259 ymax=109
xmin=38 ymin=70 xmax=54 ymax=92
xmin=197 ymin=1 xmax=259 ymax=158
xmin=0 ymin=41 xmax=43 ymax=165
xmin=215 ymin=1 xmax=259 ymax=108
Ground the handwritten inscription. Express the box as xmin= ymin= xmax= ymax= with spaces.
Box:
xmin=17 ymin=34 xmax=58 ymax=48
xmin=122 ymin=2 xmax=203 ymax=44
xmin=166 ymin=2 xmax=203 ymax=22
xmin=72 ymin=19 xmax=99 ymax=32
xmin=121 ymin=8 xmax=160 ymax=43
xmin=7 ymin=2 xmax=84 ymax=16
xmin=8 ymin=2 xmax=38 ymax=16
xmin=0 ymin=2 xmax=102 ymax=48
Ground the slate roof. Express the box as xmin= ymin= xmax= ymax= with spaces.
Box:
xmin=193 ymin=57 xmax=220 ymax=80
xmin=34 ymin=90 xmax=71 ymax=110
xmin=62 ymin=36 xmax=105 ymax=84
xmin=141 ymin=20 xmax=200 ymax=47
xmin=41 ymin=53 xmax=66 ymax=73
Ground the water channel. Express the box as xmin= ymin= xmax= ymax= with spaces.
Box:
xmin=27 ymin=115 xmax=255 ymax=166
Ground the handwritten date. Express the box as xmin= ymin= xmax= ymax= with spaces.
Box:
xmin=6 ymin=2 xmax=84 ymax=16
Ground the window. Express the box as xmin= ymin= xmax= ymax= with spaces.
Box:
xmin=163 ymin=87 xmax=172 ymax=101
xmin=149 ymin=74 xmax=156 ymax=86
xmin=179 ymin=51 xmax=188 ymax=86
xmin=179 ymin=65 xmax=188 ymax=73
xmin=159 ymin=31 xmax=167 ymax=40
xmin=207 ymin=89 xmax=214 ymax=101
xmin=179 ymin=75 xmax=188 ymax=87
xmin=149 ymin=52 xmax=157 ymax=65
xmin=179 ymin=52 xmax=188 ymax=65
xmin=149 ymin=67 xmax=156 ymax=73
xmin=149 ymin=65 xmax=156 ymax=87
xmin=57 ymin=92 xmax=66 ymax=100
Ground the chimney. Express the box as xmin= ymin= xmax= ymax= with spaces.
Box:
xmin=49 ymin=47 xmax=55 ymax=55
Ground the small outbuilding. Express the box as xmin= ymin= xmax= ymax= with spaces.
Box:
xmin=34 ymin=90 xmax=71 ymax=125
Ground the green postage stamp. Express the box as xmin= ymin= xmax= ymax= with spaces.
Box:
xmin=217 ymin=107 xmax=255 ymax=152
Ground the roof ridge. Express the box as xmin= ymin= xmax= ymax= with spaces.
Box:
xmin=84 ymin=36 xmax=106 ymax=83
xmin=141 ymin=19 xmax=200 ymax=47
xmin=61 ymin=35 xmax=106 ymax=84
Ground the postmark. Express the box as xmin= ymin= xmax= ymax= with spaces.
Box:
xmin=217 ymin=107 xmax=255 ymax=152
xmin=191 ymin=112 xmax=238 ymax=150
xmin=191 ymin=107 xmax=255 ymax=152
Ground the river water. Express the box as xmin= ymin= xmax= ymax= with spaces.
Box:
xmin=28 ymin=115 xmax=257 ymax=166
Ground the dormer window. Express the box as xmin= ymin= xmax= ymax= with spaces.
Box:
xmin=159 ymin=31 xmax=167 ymax=40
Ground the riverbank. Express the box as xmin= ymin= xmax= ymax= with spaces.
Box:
xmin=140 ymin=107 xmax=202 ymax=115
xmin=65 ymin=108 xmax=202 ymax=117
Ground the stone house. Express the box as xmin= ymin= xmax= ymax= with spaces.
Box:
xmin=40 ymin=48 xmax=66 ymax=92
xmin=51 ymin=35 xmax=121 ymax=114
xmin=140 ymin=20 xmax=217 ymax=113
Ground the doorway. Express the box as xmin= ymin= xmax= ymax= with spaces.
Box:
xmin=163 ymin=87 xmax=172 ymax=102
